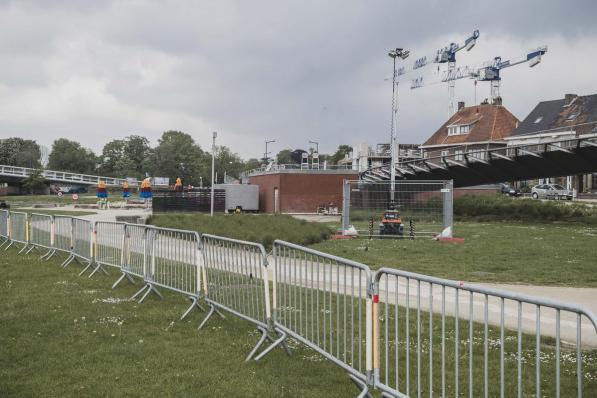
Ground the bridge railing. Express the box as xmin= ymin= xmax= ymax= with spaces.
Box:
xmin=0 ymin=164 xmax=139 ymax=186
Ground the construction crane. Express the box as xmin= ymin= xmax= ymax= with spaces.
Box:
xmin=411 ymin=46 xmax=548 ymax=105
xmin=397 ymin=29 xmax=480 ymax=115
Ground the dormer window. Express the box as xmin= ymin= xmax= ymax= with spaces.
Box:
xmin=447 ymin=124 xmax=471 ymax=136
xmin=534 ymin=116 xmax=543 ymax=123
xmin=566 ymin=113 xmax=579 ymax=121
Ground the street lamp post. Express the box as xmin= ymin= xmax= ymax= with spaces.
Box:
xmin=264 ymin=139 xmax=275 ymax=164
xmin=211 ymin=131 xmax=217 ymax=216
xmin=387 ymin=48 xmax=409 ymax=204
xmin=308 ymin=140 xmax=319 ymax=154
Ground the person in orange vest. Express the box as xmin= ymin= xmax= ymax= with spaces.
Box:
xmin=174 ymin=177 xmax=183 ymax=192
xmin=122 ymin=181 xmax=131 ymax=202
xmin=139 ymin=178 xmax=152 ymax=208
xmin=96 ymin=180 xmax=109 ymax=209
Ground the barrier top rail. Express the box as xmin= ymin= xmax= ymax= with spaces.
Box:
xmin=375 ymin=267 xmax=597 ymax=327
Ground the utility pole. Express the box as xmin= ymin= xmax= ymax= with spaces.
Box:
xmin=211 ymin=131 xmax=217 ymax=216
xmin=308 ymin=140 xmax=319 ymax=154
xmin=387 ymin=48 xmax=409 ymax=204
xmin=264 ymin=139 xmax=275 ymax=164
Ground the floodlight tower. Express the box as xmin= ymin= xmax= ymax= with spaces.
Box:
xmin=387 ymin=48 xmax=410 ymax=203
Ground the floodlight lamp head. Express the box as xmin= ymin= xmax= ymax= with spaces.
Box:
xmin=388 ymin=48 xmax=409 ymax=59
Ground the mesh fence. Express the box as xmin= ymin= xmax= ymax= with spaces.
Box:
xmin=343 ymin=180 xmax=452 ymax=238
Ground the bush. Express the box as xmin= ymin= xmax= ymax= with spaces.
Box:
xmin=454 ymin=194 xmax=597 ymax=223
xmin=147 ymin=213 xmax=333 ymax=250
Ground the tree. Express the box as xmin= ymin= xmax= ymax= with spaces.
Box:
xmin=290 ymin=149 xmax=307 ymax=164
xmin=47 ymin=138 xmax=97 ymax=174
xmin=276 ymin=149 xmax=296 ymax=164
xmin=98 ymin=135 xmax=152 ymax=178
xmin=22 ymin=169 xmax=47 ymax=194
xmin=329 ymin=144 xmax=352 ymax=165
xmin=0 ymin=138 xmax=42 ymax=168
xmin=243 ymin=158 xmax=262 ymax=171
xmin=213 ymin=146 xmax=244 ymax=182
xmin=147 ymin=131 xmax=207 ymax=185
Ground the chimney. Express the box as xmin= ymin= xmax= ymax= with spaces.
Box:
xmin=564 ymin=93 xmax=578 ymax=106
xmin=457 ymin=101 xmax=465 ymax=111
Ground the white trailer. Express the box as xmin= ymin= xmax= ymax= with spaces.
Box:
xmin=214 ymin=184 xmax=259 ymax=212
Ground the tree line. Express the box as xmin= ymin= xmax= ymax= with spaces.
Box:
xmin=0 ymin=133 xmax=352 ymax=186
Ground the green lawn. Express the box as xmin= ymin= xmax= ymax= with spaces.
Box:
xmin=149 ymin=213 xmax=332 ymax=250
xmin=0 ymin=194 xmax=98 ymax=206
xmin=0 ymin=248 xmax=359 ymax=398
xmin=311 ymin=221 xmax=597 ymax=287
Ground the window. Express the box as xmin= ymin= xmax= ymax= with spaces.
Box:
xmin=534 ymin=116 xmax=543 ymax=124
xmin=455 ymin=150 xmax=464 ymax=161
xmin=423 ymin=152 xmax=428 ymax=159
xmin=566 ymin=113 xmax=579 ymax=121
xmin=441 ymin=150 xmax=449 ymax=157
xmin=447 ymin=124 xmax=471 ymax=136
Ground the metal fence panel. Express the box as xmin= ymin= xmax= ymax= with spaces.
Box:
xmin=123 ymin=224 xmax=149 ymax=279
xmin=95 ymin=221 xmax=125 ymax=269
xmin=272 ymin=240 xmax=373 ymax=383
xmin=343 ymin=180 xmax=453 ymax=238
xmin=53 ymin=216 xmax=73 ymax=253
xmin=72 ymin=218 xmax=93 ymax=261
xmin=149 ymin=227 xmax=201 ymax=297
xmin=8 ymin=211 xmax=28 ymax=244
xmin=29 ymin=213 xmax=53 ymax=250
xmin=373 ymin=268 xmax=597 ymax=398
xmin=0 ymin=210 xmax=8 ymax=240
xmin=201 ymin=234 xmax=270 ymax=328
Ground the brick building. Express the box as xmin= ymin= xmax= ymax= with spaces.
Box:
xmin=248 ymin=170 xmax=358 ymax=213
xmin=420 ymin=101 xmax=519 ymax=160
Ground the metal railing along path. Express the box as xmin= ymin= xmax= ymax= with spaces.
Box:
xmin=52 ymin=215 xmax=75 ymax=266
xmin=124 ymin=225 xmax=164 ymax=303
xmin=5 ymin=211 xmax=29 ymax=253
xmin=0 ymin=210 xmax=9 ymax=248
xmin=199 ymin=234 xmax=282 ymax=362
xmin=28 ymin=213 xmax=55 ymax=259
xmin=372 ymin=268 xmax=597 ymax=398
xmin=256 ymin=240 xmax=374 ymax=397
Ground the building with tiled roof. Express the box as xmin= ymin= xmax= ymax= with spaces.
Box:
xmin=420 ymin=101 xmax=519 ymax=161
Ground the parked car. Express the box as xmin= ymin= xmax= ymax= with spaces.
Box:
xmin=499 ymin=183 xmax=521 ymax=197
xmin=531 ymin=184 xmax=572 ymax=200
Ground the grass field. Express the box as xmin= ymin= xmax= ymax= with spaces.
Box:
xmin=0 ymin=248 xmax=358 ymax=398
xmin=149 ymin=213 xmax=332 ymax=249
xmin=311 ymin=221 xmax=597 ymax=287
xmin=0 ymin=194 xmax=98 ymax=206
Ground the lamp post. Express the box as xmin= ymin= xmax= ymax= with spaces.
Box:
xmin=387 ymin=47 xmax=409 ymax=204
xmin=308 ymin=140 xmax=319 ymax=154
xmin=211 ymin=131 xmax=217 ymax=216
xmin=264 ymin=139 xmax=275 ymax=164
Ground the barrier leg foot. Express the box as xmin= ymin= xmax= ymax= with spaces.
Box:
xmin=0 ymin=239 xmax=7 ymax=249
xmin=18 ymin=244 xmax=29 ymax=255
xmin=253 ymin=328 xmax=290 ymax=361
xmin=138 ymin=284 xmax=162 ymax=304
xmin=62 ymin=255 xmax=74 ymax=268
xmin=348 ymin=375 xmax=372 ymax=398
xmin=25 ymin=245 xmax=36 ymax=255
xmin=4 ymin=241 xmax=13 ymax=251
xmin=131 ymin=284 xmax=149 ymax=300
xmin=40 ymin=249 xmax=55 ymax=261
xmin=198 ymin=304 xmax=217 ymax=330
xmin=88 ymin=263 xmax=108 ymax=278
xmin=180 ymin=297 xmax=206 ymax=320
xmin=245 ymin=326 xmax=269 ymax=362
xmin=78 ymin=261 xmax=93 ymax=276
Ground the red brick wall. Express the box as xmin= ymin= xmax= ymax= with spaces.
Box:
xmin=249 ymin=172 xmax=358 ymax=213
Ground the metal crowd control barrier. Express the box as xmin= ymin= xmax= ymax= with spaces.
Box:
xmin=0 ymin=210 xmax=9 ymax=248
xmin=372 ymin=268 xmax=597 ymax=398
xmin=5 ymin=211 xmax=28 ymax=253
xmin=149 ymin=226 xmax=204 ymax=319
xmin=260 ymin=240 xmax=373 ymax=396
xmin=125 ymin=225 xmax=163 ymax=302
xmin=28 ymin=213 xmax=55 ymax=259
xmin=95 ymin=221 xmax=126 ymax=269
xmin=53 ymin=215 xmax=74 ymax=266
xmin=64 ymin=218 xmax=104 ymax=277
xmin=199 ymin=234 xmax=279 ymax=362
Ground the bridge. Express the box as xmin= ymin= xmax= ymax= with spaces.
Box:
xmin=0 ymin=165 xmax=138 ymax=187
xmin=360 ymin=136 xmax=597 ymax=187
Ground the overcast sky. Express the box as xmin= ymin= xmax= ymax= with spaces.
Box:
xmin=1 ymin=0 xmax=596 ymax=159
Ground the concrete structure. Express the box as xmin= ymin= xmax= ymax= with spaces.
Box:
xmin=341 ymin=143 xmax=421 ymax=172
xmin=248 ymin=170 xmax=358 ymax=213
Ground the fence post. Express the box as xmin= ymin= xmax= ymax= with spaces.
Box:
xmin=342 ymin=180 xmax=351 ymax=235
xmin=442 ymin=180 xmax=454 ymax=238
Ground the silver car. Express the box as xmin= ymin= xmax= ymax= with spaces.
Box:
xmin=531 ymin=184 xmax=572 ymax=200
